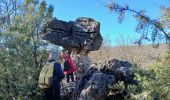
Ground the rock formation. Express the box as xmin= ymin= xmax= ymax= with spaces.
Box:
xmin=40 ymin=17 xmax=138 ymax=100
xmin=41 ymin=17 xmax=103 ymax=51
xmin=41 ymin=17 xmax=103 ymax=80
xmin=60 ymin=59 xmax=138 ymax=100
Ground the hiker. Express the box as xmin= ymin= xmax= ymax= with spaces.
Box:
xmin=39 ymin=50 xmax=64 ymax=100
xmin=62 ymin=50 xmax=76 ymax=83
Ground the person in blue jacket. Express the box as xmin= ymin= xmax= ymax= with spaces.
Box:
xmin=44 ymin=50 xmax=65 ymax=100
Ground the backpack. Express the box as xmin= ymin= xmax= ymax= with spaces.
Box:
xmin=38 ymin=62 xmax=54 ymax=89
xmin=64 ymin=60 xmax=70 ymax=71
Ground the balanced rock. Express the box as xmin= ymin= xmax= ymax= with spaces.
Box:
xmin=41 ymin=17 xmax=103 ymax=51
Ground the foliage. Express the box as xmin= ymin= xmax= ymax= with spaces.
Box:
xmin=161 ymin=6 xmax=170 ymax=29
xmin=109 ymin=52 xmax=170 ymax=99
xmin=128 ymin=53 xmax=170 ymax=99
xmin=0 ymin=0 xmax=57 ymax=99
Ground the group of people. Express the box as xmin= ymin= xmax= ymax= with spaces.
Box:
xmin=42 ymin=49 xmax=76 ymax=100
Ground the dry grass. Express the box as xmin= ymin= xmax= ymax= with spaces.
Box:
xmin=89 ymin=44 xmax=169 ymax=67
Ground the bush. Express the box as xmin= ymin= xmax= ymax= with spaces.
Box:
xmin=129 ymin=53 xmax=170 ymax=99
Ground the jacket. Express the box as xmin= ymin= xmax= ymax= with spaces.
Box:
xmin=49 ymin=60 xmax=64 ymax=89
xmin=63 ymin=56 xmax=76 ymax=75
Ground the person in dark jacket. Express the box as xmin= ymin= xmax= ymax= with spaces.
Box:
xmin=44 ymin=50 xmax=65 ymax=100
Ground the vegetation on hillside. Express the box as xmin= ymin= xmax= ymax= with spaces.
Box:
xmin=129 ymin=52 xmax=170 ymax=99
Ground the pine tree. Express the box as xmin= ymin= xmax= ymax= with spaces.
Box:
xmin=0 ymin=0 xmax=57 ymax=99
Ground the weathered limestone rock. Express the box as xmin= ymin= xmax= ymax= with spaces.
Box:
xmin=60 ymin=59 xmax=138 ymax=100
xmin=75 ymin=50 xmax=91 ymax=79
xmin=41 ymin=17 xmax=103 ymax=51
xmin=79 ymin=71 xmax=115 ymax=100
xmin=43 ymin=18 xmax=72 ymax=32
xmin=73 ymin=17 xmax=100 ymax=33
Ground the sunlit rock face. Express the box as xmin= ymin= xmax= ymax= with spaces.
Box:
xmin=41 ymin=17 xmax=103 ymax=51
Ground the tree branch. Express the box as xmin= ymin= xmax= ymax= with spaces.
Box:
xmin=97 ymin=1 xmax=170 ymax=45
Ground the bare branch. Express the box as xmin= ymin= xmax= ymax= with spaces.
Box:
xmin=98 ymin=1 xmax=170 ymax=45
xmin=0 ymin=0 xmax=18 ymax=25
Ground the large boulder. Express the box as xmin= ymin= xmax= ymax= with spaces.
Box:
xmin=60 ymin=59 xmax=138 ymax=100
xmin=41 ymin=17 xmax=103 ymax=51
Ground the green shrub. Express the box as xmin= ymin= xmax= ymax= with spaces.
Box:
xmin=129 ymin=53 xmax=170 ymax=99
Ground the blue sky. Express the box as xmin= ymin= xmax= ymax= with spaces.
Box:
xmin=46 ymin=0 xmax=169 ymax=45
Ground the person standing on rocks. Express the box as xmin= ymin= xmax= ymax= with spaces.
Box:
xmin=62 ymin=50 xmax=76 ymax=83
